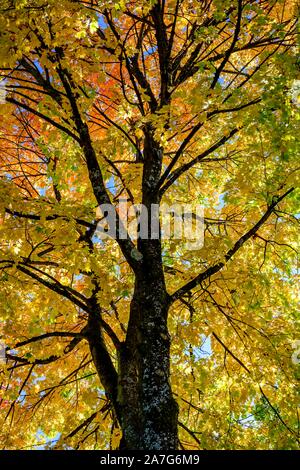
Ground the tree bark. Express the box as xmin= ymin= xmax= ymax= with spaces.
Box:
xmin=117 ymin=129 xmax=179 ymax=449
xmin=118 ymin=275 xmax=178 ymax=450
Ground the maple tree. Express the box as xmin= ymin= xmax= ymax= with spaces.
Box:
xmin=0 ymin=0 xmax=299 ymax=450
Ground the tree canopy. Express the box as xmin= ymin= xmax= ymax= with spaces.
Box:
xmin=0 ymin=0 xmax=299 ymax=450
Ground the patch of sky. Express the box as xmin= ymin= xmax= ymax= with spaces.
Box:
xmin=91 ymin=233 xmax=104 ymax=244
xmin=106 ymin=175 xmax=117 ymax=196
xmin=32 ymin=374 xmax=46 ymax=385
xmin=16 ymin=389 xmax=26 ymax=404
xmin=35 ymin=429 xmax=61 ymax=450
xmin=144 ymin=45 xmax=157 ymax=57
xmin=195 ymin=169 xmax=203 ymax=178
xmin=234 ymin=398 xmax=264 ymax=430
xmin=7 ymin=348 xmax=19 ymax=357
xmin=193 ymin=335 xmax=212 ymax=360
xmin=26 ymin=293 xmax=35 ymax=301
xmin=96 ymin=13 xmax=107 ymax=29
xmin=215 ymin=191 xmax=227 ymax=211
xmin=33 ymin=59 xmax=43 ymax=75
xmin=112 ymin=263 xmax=121 ymax=278
xmin=235 ymin=413 xmax=260 ymax=429
xmin=183 ymin=335 xmax=212 ymax=360
xmin=273 ymin=265 xmax=298 ymax=282
xmin=217 ymin=76 xmax=226 ymax=87
xmin=36 ymin=185 xmax=47 ymax=196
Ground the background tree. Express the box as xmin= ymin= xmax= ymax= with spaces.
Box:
xmin=0 ymin=0 xmax=299 ymax=450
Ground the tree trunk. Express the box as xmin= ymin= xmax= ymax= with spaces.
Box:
xmin=118 ymin=274 xmax=179 ymax=450
xmin=117 ymin=128 xmax=179 ymax=448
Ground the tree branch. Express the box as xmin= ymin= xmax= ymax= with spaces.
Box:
xmin=210 ymin=0 xmax=243 ymax=89
xmin=159 ymin=128 xmax=239 ymax=195
xmin=6 ymin=334 xmax=81 ymax=366
xmin=5 ymin=97 xmax=80 ymax=143
xmin=8 ymin=331 xmax=83 ymax=350
xmin=5 ymin=208 xmax=93 ymax=229
xmin=170 ymin=188 xmax=295 ymax=301
xmin=16 ymin=264 xmax=89 ymax=312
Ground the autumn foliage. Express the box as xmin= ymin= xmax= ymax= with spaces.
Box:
xmin=0 ymin=0 xmax=299 ymax=450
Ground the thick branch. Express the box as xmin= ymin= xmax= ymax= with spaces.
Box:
xmin=85 ymin=298 xmax=121 ymax=422
xmin=170 ymin=188 xmax=294 ymax=301
xmin=151 ymin=2 xmax=170 ymax=105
